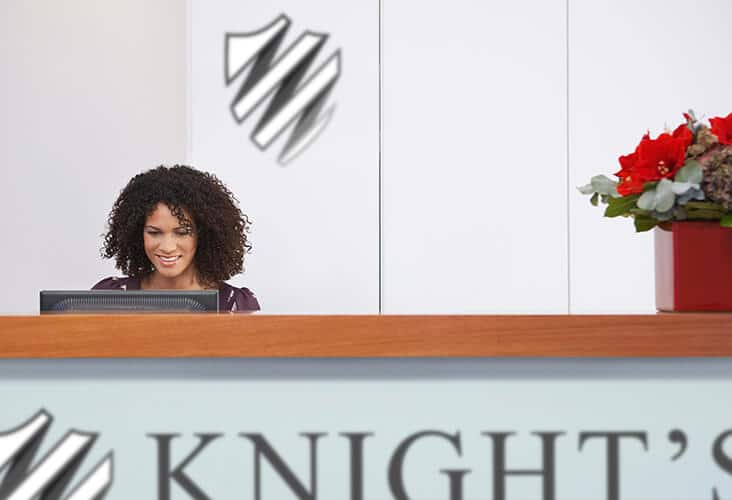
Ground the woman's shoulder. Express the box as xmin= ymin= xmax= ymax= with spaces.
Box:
xmin=218 ymin=282 xmax=260 ymax=312
xmin=92 ymin=276 xmax=141 ymax=290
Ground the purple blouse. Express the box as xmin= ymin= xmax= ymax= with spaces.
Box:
xmin=92 ymin=277 xmax=260 ymax=313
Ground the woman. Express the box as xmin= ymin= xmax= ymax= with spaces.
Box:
xmin=93 ymin=165 xmax=260 ymax=312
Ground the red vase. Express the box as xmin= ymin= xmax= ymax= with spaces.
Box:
xmin=655 ymin=221 xmax=732 ymax=311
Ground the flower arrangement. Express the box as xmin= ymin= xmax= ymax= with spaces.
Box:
xmin=579 ymin=111 xmax=732 ymax=231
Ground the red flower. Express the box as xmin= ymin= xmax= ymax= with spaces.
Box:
xmin=672 ymin=122 xmax=693 ymax=142
xmin=615 ymin=143 xmax=645 ymax=195
xmin=710 ymin=112 xmax=732 ymax=145
xmin=614 ymin=122 xmax=693 ymax=196
xmin=637 ymin=125 xmax=691 ymax=178
xmin=616 ymin=173 xmax=644 ymax=196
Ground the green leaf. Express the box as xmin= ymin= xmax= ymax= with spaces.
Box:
xmin=655 ymin=179 xmax=675 ymax=212
xmin=629 ymin=208 xmax=652 ymax=216
xmin=671 ymin=181 xmax=695 ymax=195
xmin=634 ymin=216 xmax=658 ymax=232
xmin=675 ymin=160 xmax=702 ymax=184
xmin=604 ymin=194 xmax=640 ymax=218
xmin=637 ymin=189 xmax=657 ymax=210
xmin=685 ymin=201 xmax=725 ymax=211
xmin=577 ymin=183 xmax=594 ymax=195
xmin=721 ymin=215 xmax=732 ymax=227
xmin=590 ymin=192 xmax=599 ymax=206
xmin=590 ymin=175 xmax=619 ymax=196
xmin=686 ymin=210 xmax=724 ymax=220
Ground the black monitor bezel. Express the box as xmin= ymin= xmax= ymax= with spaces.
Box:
xmin=40 ymin=290 xmax=219 ymax=314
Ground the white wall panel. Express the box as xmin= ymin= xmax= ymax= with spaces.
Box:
xmin=0 ymin=0 xmax=186 ymax=314
xmin=382 ymin=0 xmax=568 ymax=313
xmin=7 ymin=1 xmax=730 ymax=314
xmin=190 ymin=1 xmax=379 ymax=313
xmin=569 ymin=0 xmax=732 ymax=313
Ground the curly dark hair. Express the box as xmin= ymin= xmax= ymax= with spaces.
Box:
xmin=101 ymin=165 xmax=252 ymax=285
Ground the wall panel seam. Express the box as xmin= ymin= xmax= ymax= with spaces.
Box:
xmin=565 ymin=0 xmax=572 ymax=314
xmin=378 ymin=0 xmax=383 ymax=313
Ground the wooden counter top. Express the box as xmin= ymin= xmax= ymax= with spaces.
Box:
xmin=0 ymin=314 xmax=730 ymax=358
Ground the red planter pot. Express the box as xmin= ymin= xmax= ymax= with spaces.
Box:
xmin=655 ymin=221 xmax=732 ymax=311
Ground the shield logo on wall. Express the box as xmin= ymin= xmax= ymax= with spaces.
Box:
xmin=225 ymin=14 xmax=342 ymax=166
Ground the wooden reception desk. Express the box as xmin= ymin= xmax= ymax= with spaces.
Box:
xmin=0 ymin=314 xmax=730 ymax=357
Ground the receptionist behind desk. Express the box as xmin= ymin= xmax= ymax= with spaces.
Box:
xmin=93 ymin=165 xmax=259 ymax=313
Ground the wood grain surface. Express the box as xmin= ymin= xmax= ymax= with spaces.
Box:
xmin=0 ymin=314 xmax=731 ymax=358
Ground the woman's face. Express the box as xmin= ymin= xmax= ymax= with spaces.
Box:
xmin=143 ymin=203 xmax=198 ymax=280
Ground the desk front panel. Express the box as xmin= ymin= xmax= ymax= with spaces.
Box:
xmin=0 ymin=359 xmax=729 ymax=500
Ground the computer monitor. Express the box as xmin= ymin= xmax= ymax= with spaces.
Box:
xmin=40 ymin=290 xmax=219 ymax=313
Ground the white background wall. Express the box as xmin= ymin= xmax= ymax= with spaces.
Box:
xmin=382 ymin=0 xmax=567 ymax=313
xmin=2 ymin=0 xmax=732 ymax=314
xmin=189 ymin=0 xmax=380 ymax=314
xmin=569 ymin=0 xmax=732 ymax=313
xmin=1 ymin=0 xmax=187 ymax=314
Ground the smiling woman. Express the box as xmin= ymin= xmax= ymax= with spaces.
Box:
xmin=93 ymin=165 xmax=260 ymax=312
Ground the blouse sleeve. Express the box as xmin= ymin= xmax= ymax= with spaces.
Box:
xmin=234 ymin=287 xmax=260 ymax=312
xmin=91 ymin=277 xmax=118 ymax=290
xmin=91 ymin=276 xmax=135 ymax=290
